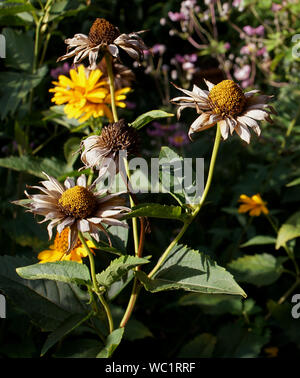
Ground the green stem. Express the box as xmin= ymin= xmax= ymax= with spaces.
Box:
xmin=105 ymin=53 xmax=118 ymax=123
xmin=119 ymin=278 xmax=141 ymax=328
xmin=78 ymin=231 xmax=114 ymax=334
xmin=148 ymin=123 xmax=222 ymax=278
xmin=123 ymin=157 xmax=139 ymax=255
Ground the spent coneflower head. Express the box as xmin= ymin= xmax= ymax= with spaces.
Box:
xmin=80 ymin=119 xmax=139 ymax=176
xmin=57 ymin=18 xmax=147 ymax=70
xmin=238 ymin=193 xmax=269 ymax=216
xmin=170 ymin=79 xmax=277 ymax=143
xmin=13 ymin=173 xmax=130 ymax=252
xmin=38 ymin=228 xmax=96 ymax=264
xmin=49 ymin=65 xmax=131 ymax=123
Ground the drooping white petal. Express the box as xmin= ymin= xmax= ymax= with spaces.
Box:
xmin=219 ymin=120 xmax=229 ymax=140
xmin=235 ymin=124 xmax=251 ymax=144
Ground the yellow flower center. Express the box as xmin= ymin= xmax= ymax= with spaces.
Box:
xmin=88 ymin=18 xmax=120 ymax=47
xmin=208 ymin=80 xmax=246 ymax=117
xmin=54 ymin=228 xmax=81 ymax=254
xmin=58 ymin=186 xmax=97 ymax=219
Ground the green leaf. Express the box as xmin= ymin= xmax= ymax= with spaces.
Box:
xmin=158 ymin=146 xmax=202 ymax=205
xmin=0 ymin=256 xmax=89 ymax=331
xmin=96 ymin=255 xmax=149 ymax=289
xmin=124 ymin=319 xmax=153 ymax=341
xmin=107 ymin=270 xmax=134 ymax=301
xmin=214 ymin=323 xmax=270 ymax=358
xmin=240 ymin=235 xmax=276 ymax=248
xmin=2 ymin=211 xmax=49 ymax=250
xmin=16 ymin=261 xmax=91 ymax=286
xmin=107 ymin=225 xmax=129 ymax=253
xmin=109 ymin=304 xmax=153 ymax=341
xmin=129 ymin=110 xmax=174 ymax=130
xmin=2 ymin=27 xmax=34 ymax=71
xmin=136 ymin=244 xmax=246 ymax=297
xmin=122 ymin=203 xmax=188 ymax=222
xmin=41 ymin=312 xmax=93 ymax=356
xmin=227 ymin=253 xmax=284 ymax=286
xmin=179 ymin=293 xmax=244 ymax=315
xmin=63 ymin=137 xmax=80 ymax=169
xmin=276 ymin=211 xmax=300 ymax=249
xmin=0 ymin=155 xmax=68 ymax=178
xmin=0 ymin=67 xmax=47 ymax=119
xmin=178 ymin=333 xmax=216 ymax=358
xmin=53 ymin=338 xmax=102 ymax=358
xmin=0 ymin=1 xmax=35 ymax=16
xmin=286 ymin=177 xmax=300 ymax=187
xmin=97 ymin=328 xmax=124 ymax=358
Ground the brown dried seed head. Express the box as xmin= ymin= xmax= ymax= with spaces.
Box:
xmin=88 ymin=18 xmax=120 ymax=47
xmin=98 ymin=119 xmax=139 ymax=155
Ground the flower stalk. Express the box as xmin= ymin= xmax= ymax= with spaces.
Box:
xmin=148 ymin=123 xmax=222 ymax=278
xmin=105 ymin=53 xmax=119 ymax=122
xmin=78 ymin=231 xmax=114 ymax=334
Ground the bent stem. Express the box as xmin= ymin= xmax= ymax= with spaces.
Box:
xmin=148 ymin=123 xmax=222 ymax=278
xmin=78 ymin=231 xmax=114 ymax=334
xmin=105 ymin=53 xmax=119 ymax=123
xmin=119 ymin=157 xmax=145 ymax=328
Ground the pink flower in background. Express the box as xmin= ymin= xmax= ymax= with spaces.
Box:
xmin=256 ymin=47 xmax=267 ymax=57
xmin=224 ymin=42 xmax=231 ymax=50
xmin=125 ymin=101 xmax=136 ymax=110
xmin=271 ymin=3 xmax=282 ymax=12
xmin=243 ymin=25 xmax=264 ymax=37
xmin=168 ymin=131 xmax=189 ymax=147
xmin=50 ymin=62 xmax=71 ymax=80
xmin=168 ymin=11 xmax=187 ymax=22
xmin=255 ymin=25 xmax=265 ymax=36
xmin=234 ymin=64 xmax=251 ymax=81
xmin=174 ymin=53 xmax=197 ymax=64
xmin=143 ymin=44 xmax=166 ymax=57
xmin=243 ymin=25 xmax=256 ymax=36
xmin=240 ymin=43 xmax=256 ymax=55
xmin=152 ymin=44 xmax=166 ymax=55
xmin=240 ymin=79 xmax=251 ymax=88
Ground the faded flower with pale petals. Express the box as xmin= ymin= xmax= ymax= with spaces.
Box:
xmin=57 ymin=18 xmax=147 ymax=70
xmin=170 ymin=79 xmax=276 ymax=143
xmin=13 ymin=173 xmax=130 ymax=252
xmin=80 ymin=119 xmax=139 ymax=178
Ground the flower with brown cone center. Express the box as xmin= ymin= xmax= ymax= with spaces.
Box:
xmin=88 ymin=18 xmax=120 ymax=47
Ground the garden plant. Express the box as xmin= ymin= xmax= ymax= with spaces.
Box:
xmin=0 ymin=0 xmax=300 ymax=359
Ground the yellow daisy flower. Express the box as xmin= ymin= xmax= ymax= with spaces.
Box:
xmin=49 ymin=65 xmax=131 ymax=123
xmin=264 ymin=346 xmax=279 ymax=358
xmin=238 ymin=193 xmax=269 ymax=217
xmin=38 ymin=227 xmax=96 ymax=264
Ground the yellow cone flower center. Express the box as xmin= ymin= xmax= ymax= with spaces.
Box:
xmin=208 ymin=80 xmax=246 ymax=117
xmin=54 ymin=228 xmax=81 ymax=254
xmin=88 ymin=18 xmax=120 ymax=47
xmin=58 ymin=186 xmax=97 ymax=219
